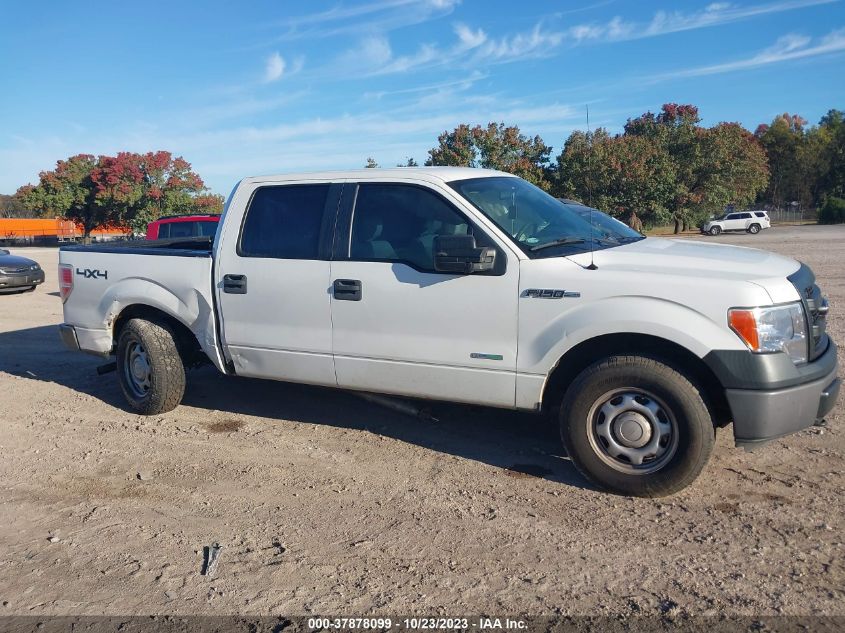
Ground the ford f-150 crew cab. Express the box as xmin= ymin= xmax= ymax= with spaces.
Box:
xmin=58 ymin=168 xmax=840 ymax=496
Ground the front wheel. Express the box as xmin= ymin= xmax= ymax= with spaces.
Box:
xmin=116 ymin=318 xmax=186 ymax=415
xmin=748 ymin=223 xmax=761 ymax=234
xmin=709 ymin=226 xmax=721 ymax=235
xmin=559 ymin=356 xmax=715 ymax=497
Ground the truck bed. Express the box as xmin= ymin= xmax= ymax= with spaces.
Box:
xmin=58 ymin=236 xmax=223 ymax=368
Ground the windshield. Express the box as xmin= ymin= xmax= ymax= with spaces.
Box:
xmin=450 ymin=176 xmax=644 ymax=257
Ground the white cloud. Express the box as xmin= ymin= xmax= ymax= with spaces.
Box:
xmin=377 ymin=43 xmax=439 ymax=74
xmin=474 ymin=23 xmax=564 ymax=62
xmin=454 ymin=23 xmax=487 ymax=49
xmin=653 ymin=27 xmax=845 ymax=79
xmin=565 ymin=0 xmax=836 ymax=44
xmin=263 ymin=52 xmax=285 ymax=82
xmin=349 ymin=36 xmax=394 ymax=68
xmin=263 ymin=0 xmax=460 ymax=43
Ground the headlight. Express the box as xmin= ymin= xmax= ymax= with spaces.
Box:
xmin=728 ymin=302 xmax=808 ymax=364
xmin=30 ymin=264 xmax=40 ymax=271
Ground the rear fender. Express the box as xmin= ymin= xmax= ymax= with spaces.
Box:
xmin=98 ymin=278 xmax=224 ymax=371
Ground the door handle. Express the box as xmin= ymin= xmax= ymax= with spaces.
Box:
xmin=223 ymin=274 xmax=247 ymax=294
xmin=333 ymin=278 xmax=362 ymax=301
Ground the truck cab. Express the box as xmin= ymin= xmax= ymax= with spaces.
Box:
xmin=58 ymin=168 xmax=840 ymax=497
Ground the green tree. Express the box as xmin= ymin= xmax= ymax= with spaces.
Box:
xmin=818 ymin=197 xmax=845 ymax=224
xmin=425 ymin=124 xmax=475 ymax=167
xmin=554 ymin=129 xmax=675 ymax=227
xmin=817 ymin=109 xmax=845 ymax=201
xmin=0 ymin=193 xmax=32 ymax=218
xmin=92 ymin=151 xmax=207 ymax=233
xmin=625 ymin=105 xmax=770 ymax=231
xmin=426 ymin=122 xmax=552 ymax=189
xmin=754 ymin=113 xmax=807 ymax=209
xmin=16 ymin=152 xmax=216 ymax=237
xmin=15 ymin=154 xmax=111 ymax=238
xmin=697 ymin=123 xmax=770 ymax=216
xmin=364 ymin=157 xmax=379 ymax=168
xmin=192 ymin=193 xmax=225 ymax=214
xmin=624 ymin=104 xmax=706 ymax=232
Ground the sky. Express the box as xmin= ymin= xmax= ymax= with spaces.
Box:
xmin=1 ymin=0 xmax=844 ymax=196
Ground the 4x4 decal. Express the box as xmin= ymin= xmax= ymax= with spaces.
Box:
xmin=76 ymin=268 xmax=108 ymax=280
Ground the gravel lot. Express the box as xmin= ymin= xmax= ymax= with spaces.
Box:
xmin=0 ymin=225 xmax=843 ymax=617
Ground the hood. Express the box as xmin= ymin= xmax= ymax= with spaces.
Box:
xmin=0 ymin=254 xmax=38 ymax=269
xmin=569 ymin=237 xmax=800 ymax=282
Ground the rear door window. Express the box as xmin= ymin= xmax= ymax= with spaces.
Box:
xmin=239 ymin=184 xmax=331 ymax=259
xmin=157 ymin=223 xmax=171 ymax=239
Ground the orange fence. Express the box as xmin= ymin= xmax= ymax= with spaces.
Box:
xmin=0 ymin=218 xmax=131 ymax=242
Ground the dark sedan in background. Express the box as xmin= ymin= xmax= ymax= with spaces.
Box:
xmin=0 ymin=249 xmax=45 ymax=293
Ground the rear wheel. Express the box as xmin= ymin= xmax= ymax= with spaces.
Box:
xmin=748 ymin=223 xmax=761 ymax=234
xmin=116 ymin=318 xmax=186 ymax=414
xmin=559 ymin=355 xmax=715 ymax=497
xmin=709 ymin=226 xmax=721 ymax=235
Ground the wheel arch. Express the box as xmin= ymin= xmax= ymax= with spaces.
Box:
xmin=540 ymin=333 xmax=731 ymax=427
xmin=113 ymin=304 xmax=209 ymax=369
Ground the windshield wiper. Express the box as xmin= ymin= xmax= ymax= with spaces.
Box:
xmin=529 ymin=238 xmax=587 ymax=252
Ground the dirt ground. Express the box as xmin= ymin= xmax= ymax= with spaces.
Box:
xmin=0 ymin=225 xmax=842 ymax=618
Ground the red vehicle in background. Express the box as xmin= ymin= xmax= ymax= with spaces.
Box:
xmin=146 ymin=214 xmax=221 ymax=240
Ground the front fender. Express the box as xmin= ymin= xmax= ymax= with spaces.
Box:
xmin=519 ymin=295 xmax=745 ymax=375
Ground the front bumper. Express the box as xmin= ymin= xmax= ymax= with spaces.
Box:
xmin=707 ymin=341 xmax=840 ymax=448
xmin=0 ymin=268 xmax=45 ymax=290
xmin=726 ymin=370 xmax=839 ymax=449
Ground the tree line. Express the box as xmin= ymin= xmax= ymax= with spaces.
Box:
xmin=372 ymin=103 xmax=845 ymax=231
xmin=9 ymin=103 xmax=843 ymax=237
xmin=11 ymin=152 xmax=224 ymax=237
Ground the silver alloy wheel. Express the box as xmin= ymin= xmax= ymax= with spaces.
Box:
xmin=749 ymin=224 xmax=760 ymax=234
xmin=586 ymin=388 xmax=679 ymax=474
xmin=710 ymin=226 xmax=721 ymax=235
xmin=124 ymin=339 xmax=152 ymax=398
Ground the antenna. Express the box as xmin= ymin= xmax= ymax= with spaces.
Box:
xmin=585 ymin=104 xmax=597 ymax=270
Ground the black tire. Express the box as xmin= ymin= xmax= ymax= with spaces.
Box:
xmin=559 ymin=355 xmax=715 ymax=497
xmin=116 ymin=318 xmax=186 ymax=415
xmin=748 ymin=223 xmax=761 ymax=234
xmin=24 ymin=285 xmax=36 ymax=292
xmin=709 ymin=226 xmax=721 ymax=235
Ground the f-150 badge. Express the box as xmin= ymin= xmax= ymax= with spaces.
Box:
xmin=521 ymin=288 xmax=580 ymax=298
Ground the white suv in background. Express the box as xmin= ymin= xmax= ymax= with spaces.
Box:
xmin=702 ymin=211 xmax=770 ymax=235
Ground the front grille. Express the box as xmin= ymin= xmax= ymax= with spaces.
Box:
xmin=0 ymin=266 xmax=29 ymax=274
xmin=788 ymin=263 xmax=829 ymax=362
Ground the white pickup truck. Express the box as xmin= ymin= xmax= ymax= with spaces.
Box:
xmin=58 ymin=168 xmax=840 ymax=496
